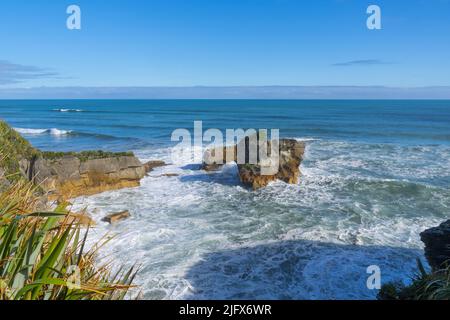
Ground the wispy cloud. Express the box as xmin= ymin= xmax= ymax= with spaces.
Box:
xmin=0 ymin=60 xmax=60 ymax=85
xmin=332 ymin=59 xmax=389 ymax=67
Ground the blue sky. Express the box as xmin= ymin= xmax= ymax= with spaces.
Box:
xmin=1 ymin=0 xmax=450 ymax=89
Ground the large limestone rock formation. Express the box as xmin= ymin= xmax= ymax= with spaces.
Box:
xmin=420 ymin=220 xmax=450 ymax=271
xmin=21 ymin=155 xmax=148 ymax=199
xmin=203 ymin=137 xmax=305 ymax=190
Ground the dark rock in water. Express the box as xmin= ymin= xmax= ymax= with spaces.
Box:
xmin=420 ymin=220 xmax=450 ymax=270
xmin=202 ymin=136 xmax=305 ymax=190
xmin=160 ymin=173 xmax=180 ymax=177
xmin=144 ymin=160 xmax=166 ymax=173
xmin=102 ymin=210 xmax=131 ymax=224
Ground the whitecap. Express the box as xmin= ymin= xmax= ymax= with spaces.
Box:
xmin=48 ymin=128 xmax=72 ymax=135
xmin=14 ymin=127 xmax=72 ymax=136
xmin=13 ymin=128 xmax=48 ymax=135
xmin=53 ymin=108 xmax=83 ymax=112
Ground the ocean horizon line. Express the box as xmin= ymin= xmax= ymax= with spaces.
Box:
xmin=1 ymin=85 xmax=450 ymax=100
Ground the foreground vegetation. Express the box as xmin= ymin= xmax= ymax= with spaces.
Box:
xmin=379 ymin=259 xmax=450 ymax=300
xmin=0 ymin=120 xmax=139 ymax=300
xmin=0 ymin=179 xmax=137 ymax=300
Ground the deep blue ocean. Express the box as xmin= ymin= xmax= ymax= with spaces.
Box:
xmin=1 ymin=99 xmax=450 ymax=299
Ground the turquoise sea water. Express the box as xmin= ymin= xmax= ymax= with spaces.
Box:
xmin=1 ymin=99 xmax=450 ymax=299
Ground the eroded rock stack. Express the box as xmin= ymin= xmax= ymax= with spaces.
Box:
xmin=203 ymin=137 xmax=306 ymax=190
xmin=420 ymin=220 xmax=450 ymax=270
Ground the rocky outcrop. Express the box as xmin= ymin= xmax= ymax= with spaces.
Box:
xmin=203 ymin=137 xmax=305 ymax=190
xmin=420 ymin=220 xmax=450 ymax=271
xmin=21 ymin=155 xmax=147 ymax=200
xmin=239 ymin=139 xmax=305 ymax=189
xmin=102 ymin=210 xmax=131 ymax=224
xmin=144 ymin=160 xmax=166 ymax=174
xmin=0 ymin=120 xmax=172 ymax=199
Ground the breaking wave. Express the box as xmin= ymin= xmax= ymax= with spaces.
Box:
xmin=53 ymin=108 xmax=84 ymax=112
xmin=14 ymin=127 xmax=72 ymax=136
xmin=13 ymin=127 xmax=138 ymax=142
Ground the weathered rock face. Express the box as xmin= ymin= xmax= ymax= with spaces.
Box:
xmin=420 ymin=220 xmax=450 ymax=271
xmin=21 ymin=155 xmax=146 ymax=200
xmin=102 ymin=210 xmax=131 ymax=224
xmin=203 ymin=138 xmax=305 ymax=190
xmin=1 ymin=120 xmax=164 ymax=199
xmin=238 ymin=139 xmax=305 ymax=189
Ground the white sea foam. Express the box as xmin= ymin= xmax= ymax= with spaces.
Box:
xmin=53 ymin=108 xmax=83 ymax=112
xmin=13 ymin=128 xmax=48 ymax=135
xmin=294 ymin=137 xmax=321 ymax=142
xmin=70 ymin=139 xmax=450 ymax=300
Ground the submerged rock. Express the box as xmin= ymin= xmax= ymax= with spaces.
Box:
xmin=161 ymin=173 xmax=179 ymax=177
xmin=151 ymin=173 xmax=179 ymax=178
xmin=420 ymin=220 xmax=450 ymax=270
xmin=102 ymin=210 xmax=131 ymax=224
xmin=144 ymin=160 xmax=166 ymax=173
xmin=202 ymin=136 xmax=305 ymax=190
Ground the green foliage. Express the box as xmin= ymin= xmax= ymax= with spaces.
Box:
xmin=42 ymin=150 xmax=134 ymax=162
xmin=0 ymin=120 xmax=138 ymax=300
xmin=0 ymin=180 xmax=137 ymax=300
xmin=0 ymin=120 xmax=41 ymax=182
xmin=378 ymin=259 xmax=450 ymax=300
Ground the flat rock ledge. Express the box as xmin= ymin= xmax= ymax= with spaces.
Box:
xmin=20 ymin=156 xmax=166 ymax=200
xmin=421 ymin=219 xmax=450 ymax=271
xmin=202 ymin=138 xmax=305 ymax=190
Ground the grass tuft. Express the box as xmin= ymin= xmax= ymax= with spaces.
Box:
xmin=378 ymin=258 xmax=450 ymax=300
xmin=0 ymin=179 xmax=137 ymax=300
